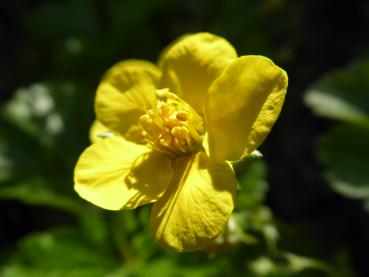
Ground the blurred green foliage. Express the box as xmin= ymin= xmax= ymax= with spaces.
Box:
xmin=1 ymin=0 xmax=369 ymax=276
xmin=305 ymin=60 xmax=369 ymax=127
xmin=305 ymin=60 xmax=369 ymax=208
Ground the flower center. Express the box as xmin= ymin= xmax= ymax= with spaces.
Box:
xmin=138 ymin=89 xmax=204 ymax=157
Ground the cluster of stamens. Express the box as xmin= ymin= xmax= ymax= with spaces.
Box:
xmin=138 ymin=89 xmax=204 ymax=157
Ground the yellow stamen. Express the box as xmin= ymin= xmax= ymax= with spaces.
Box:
xmin=138 ymin=89 xmax=204 ymax=156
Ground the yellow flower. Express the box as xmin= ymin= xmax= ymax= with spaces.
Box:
xmin=74 ymin=33 xmax=288 ymax=252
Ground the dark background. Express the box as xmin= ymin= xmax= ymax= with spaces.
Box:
xmin=1 ymin=0 xmax=369 ymax=276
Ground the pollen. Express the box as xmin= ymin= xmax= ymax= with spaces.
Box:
xmin=138 ymin=89 xmax=204 ymax=156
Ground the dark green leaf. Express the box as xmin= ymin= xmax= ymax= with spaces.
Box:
xmin=305 ymin=59 xmax=369 ymax=127
xmin=318 ymin=124 xmax=369 ymax=199
xmin=1 ymin=227 xmax=119 ymax=277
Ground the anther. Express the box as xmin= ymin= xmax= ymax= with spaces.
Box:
xmin=156 ymin=88 xmax=173 ymax=99
xmin=158 ymin=103 xmax=169 ymax=115
xmin=139 ymin=114 xmax=152 ymax=126
xmin=160 ymin=133 xmax=172 ymax=144
xmin=165 ymin=118 xmax=178 ymax=129
xmin=171 ymin=126 xmax=189 ymax=139
xmin=176 ymin=111 xmax=188 ymax=121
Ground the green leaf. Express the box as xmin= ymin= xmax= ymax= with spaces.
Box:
xmin=0 ymin=124 xmax=46 ymax=183
xmin=108 ymin=207 xmax=158 ymax=262
xmin=305 ymin=59 xmax=369 ymax=127
xmin=248 ymin=252 xmax=345 ymax=277
xmin=317 ymin=124 xmax=369 ymax=199
xmin=0 ymin=178 xmax=74 ymax=208
xmin=1 ymin=227 xmax=119 ymax=277
xmin=0 ymin=177 xmax=108 ymax=244
xmin=236 ymin=160 xmax=268 ymax=210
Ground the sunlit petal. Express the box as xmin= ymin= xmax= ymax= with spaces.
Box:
xmin=95 ymin=60 xmax=160 ymax=139
xmin=150 ymin=152 xmax=236 ymax=252
xmin=74 ymin=136 xmax=173 ymax=210
xmin=159 ymin=33 xmax=237 ymax=113
xmin=206 ymin=55 xmax=288 ymax=161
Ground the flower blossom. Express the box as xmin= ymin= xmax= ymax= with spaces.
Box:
xmin=74 ymin=33 xmax=288 ymax=252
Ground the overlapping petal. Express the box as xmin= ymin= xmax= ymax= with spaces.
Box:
xmin=150 ymin=152 xmax=236 ymax=252
xmin=159 ymin=33 xmax=237 ymax=113
xmin=206 ymin=55 xmax=288 ymax=161
xmin=74 ymin=136 xmax=173 ymax=210
xmin=95 ymin=60 xmax=160 ymax=140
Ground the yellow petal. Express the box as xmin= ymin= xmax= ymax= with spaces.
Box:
xmin=95 ymin=60 xmax=160 ymax=137
xmin=159 ymin=33 xmax=237 ymax=113
xmin=89 ymin=120 xmax=111 ymax=143
xmin=206 ymin=55 xmax=288 ymax=161
xmin=74 ymin=136 xmax=173 ymax=210
xmin=150 ymin=152 xmax=236 ymax=252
